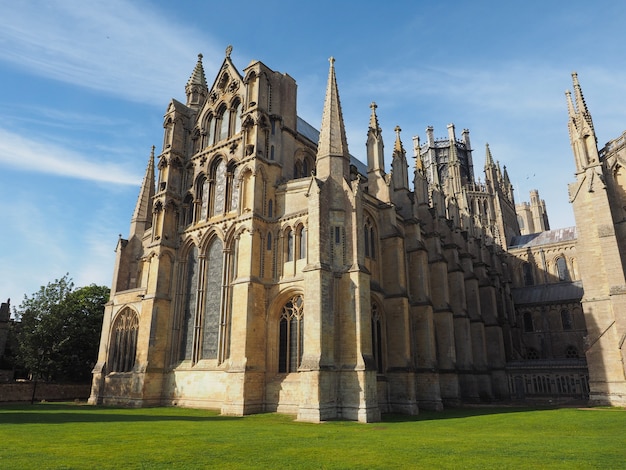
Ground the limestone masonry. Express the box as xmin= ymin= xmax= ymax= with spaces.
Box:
xmin=89 ymin=48 xmax=626 ymax=421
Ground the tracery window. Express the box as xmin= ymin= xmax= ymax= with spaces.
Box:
xmin=210 ymin=159 xmax=227 ymax=217
xmin=110 ymin=308 xmax=139 ymax=373
xmin=371 ymin=302 xmax=384 ymax=374
xmin=565 ymin=345 xmax=579 ymax=359
xmin=201 ymin=238 xmax=224 ymax=360
xmin=278 ymin=294 xmax=304 ymax=373
xmin=525 ymin=347 xmax=539 ymax=360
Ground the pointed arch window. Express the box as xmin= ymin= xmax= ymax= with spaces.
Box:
xmin=210 ymin=159 xmax=227 ymax=217
xmin=231 ymin=99 xmax=242 ymax=136
xmin=183 ymin=193 xmax=194 ymax=226
xmin=298 ymin=226 xmax=307 ymax=260
xmin=110 ymin=308 xmax=139 ymax=373
xmin=268 ymin=199 xmax=274 ymax=218
xmin=286 ymin=228 xmax=294 ymax=262
xmin=364 ymin=217 xmax=376 ymax=259
xmin=371 ymin=302 xmax=384 ymax=374
xmin=180 ymin=246 xmax=199 ymax=361
xmin=279 ymin=294 xmax=304 ymax=373
xmin=201 ymin=238 xmax=224 ymax=360
xmin=214 ymin=105 xmax=228 ymax=143
xmin=556 ymin=257 xmax=570 ymax=282
xmin=561 ymin=309 xmax=573 ymax=331
xmin=523 ymin=311 xmax=534 ymax=333
xmin=522 ymin=262 xmax=534 ymax=286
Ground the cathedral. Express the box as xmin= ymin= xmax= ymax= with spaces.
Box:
xmin=89 ymin=47 xmax=626 ymax=421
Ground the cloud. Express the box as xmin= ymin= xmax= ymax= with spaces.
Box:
xmin=0 ymin=0 xmax=222 ymax=104
xmin=0 ymin=128 xmax=140 ymax=185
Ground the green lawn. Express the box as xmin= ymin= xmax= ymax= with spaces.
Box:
xmin=0 ymin=403 xmax=624 ymax=469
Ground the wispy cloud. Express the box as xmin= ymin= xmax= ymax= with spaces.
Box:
xmin=0 ymin=0 xmax=221 ymax=104
xmin=0 ymin=128 xmax=139 ymax=185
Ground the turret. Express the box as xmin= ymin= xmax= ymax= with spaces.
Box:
xmin=185 ymin=53 xmax=208 ymax=110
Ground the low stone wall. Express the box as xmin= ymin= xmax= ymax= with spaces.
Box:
xmin=0 ymin=382 xmax=91 ymax=403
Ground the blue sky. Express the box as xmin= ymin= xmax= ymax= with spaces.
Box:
xmin=1 ymin=0 xmax=625 ymax=306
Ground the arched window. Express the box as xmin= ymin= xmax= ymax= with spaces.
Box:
xmin=183 ymin=193 xmax=194 ymax=226
xmin=210 ymin=159 xmax=227 ymax=217
xmin=286 ymin=229 xmax=294 ymax=261
xmin=298 ymin=226 xmax=307 ymax=260
xmin=226 ymin=162 xmax=239 ymax=212
xmin=180 ymin=246 xmax=199 ymax=361
xmin=214 ymin=105 xmax=227 ymax=143
xmin=196 ymin=175 xmax=208 ymax=222
xmin=110 ymin=308 xmax=139 ymax=373
xmin=556 ymin=257 xmax=570 ymax=282
xmin=523 ymin=311 xmax=534 ymax=332
xmin=268 ymin=199 xmax=273 ymax=218
xmin=294 ymin=161 xmax=302 ymax=179
xmin=279 ymin=294 xmax=304 ymax=373
xmin=267 ymin=232 xmax=273 ymax=251
xmin=371 ymin=302 xmax=384 ymax=374
xmin=364 ymin=217 xmax=376 ymax=259
xmin=522 ymin=262 xmax=534 ymax=286
xmin=561 ymin=309 xmax=573 ymax=330
xmin=201 ymin=238 xmax=224 ymax=360
xmin=231 ymin=100 xmax=242 ymax=136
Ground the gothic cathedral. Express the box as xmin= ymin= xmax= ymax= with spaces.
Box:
xmin=89 ymin=47 xmax=626 ymax=421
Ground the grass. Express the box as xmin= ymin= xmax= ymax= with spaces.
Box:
xmin=0 ymin=403 xmax=624 ymax=469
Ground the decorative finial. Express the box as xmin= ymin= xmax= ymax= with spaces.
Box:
xmin=394 ymin=125 xmax=402 ymax=135
xmin=225 ymin=45 xmax=233 ymax=58
xmin=370 ymin=102 xmax=377 ymax=111
xmin=198 ymin=53 xmax=203 ymax=61
xmin=329 ymin=56 xmax=335 ymax=66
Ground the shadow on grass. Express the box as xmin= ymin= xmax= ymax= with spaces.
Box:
xmin=0 ymin=403 xmax=242 ymax=425
xmin=0 ymin=401 xmax=586 ymax=426
xmin=381 ymin=405 xmax=550 ymax=423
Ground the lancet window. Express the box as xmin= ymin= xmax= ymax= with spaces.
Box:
xmin=364 ymin=217 xmax=376 ymax=259
xmin=371 ymin=302 xmax=384 ymax=374
xmin=556 ymin=257 xmax=570 ymax=282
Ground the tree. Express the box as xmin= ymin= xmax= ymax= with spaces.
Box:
xmin=14 ymin=274 xmax=109 ymax=382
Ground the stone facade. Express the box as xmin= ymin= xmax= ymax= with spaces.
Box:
xmin=88 ymin=49 xmax=625 ymax=421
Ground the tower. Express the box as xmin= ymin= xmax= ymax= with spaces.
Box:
xmin=567 ymin=72 xmax=626 ymax=406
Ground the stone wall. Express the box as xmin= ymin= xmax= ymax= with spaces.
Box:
xmin=0 ymin=382 xmax=91 ymax=403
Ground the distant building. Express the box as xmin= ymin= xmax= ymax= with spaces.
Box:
xmin=89 ymin=48 xmax=625 ymax=421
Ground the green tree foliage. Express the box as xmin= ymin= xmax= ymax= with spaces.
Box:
xmin=14 ymin=274 xmax=109 ymax=382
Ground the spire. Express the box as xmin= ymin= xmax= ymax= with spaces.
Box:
xmin=391 ymin=125 xmax=409 ymax=191
xmin=366 ymin=101 xmax=385 ymax=175
xmin=316 ymin=57 xmax=350 ymax=180
xmin=484 ymin=143 xmax=495 ymax=169
xmin=185 ymin=53 xmax=208 ymax=108
xmin=572 ymin=72 xmax=595 ymax=134
xmin=130 ymin=147 xmax=156 ymax=235
xmin=412 ymin=135 xmax=424 ymax=174
xmin=369 ymin=101 xmax=380 ymax=133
